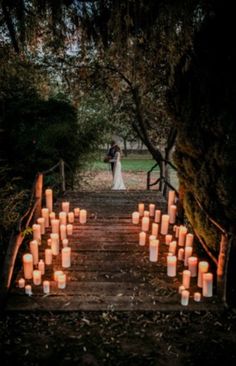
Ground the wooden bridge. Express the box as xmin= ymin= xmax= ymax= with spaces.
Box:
xmin=5 ymin=189 xmax=222 ymax=312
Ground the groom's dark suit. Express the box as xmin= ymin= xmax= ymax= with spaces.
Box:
xmin=108 ymin=144 xmax=117 ymax=174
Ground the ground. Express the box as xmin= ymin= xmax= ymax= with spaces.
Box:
xmin=1 ymin=170 xmax=236 ymax=365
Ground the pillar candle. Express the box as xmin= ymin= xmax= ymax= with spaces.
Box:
xmin=50 ymin=233 xmax=59 ymax=255
xmin=184 ymin=246 xmax=193 ymax=266
xmin=141 ymin=217 xmax=149 ymax=232
xmin=49 ymin=211 xmax=56 ymax=225
xmin=45 ymin=248 xmax=53 ymax=265
xmin=152 ymin=223 xmax=159 ymax=237
xmin=62 ymin=201 xmax=70 ymax=213
xmin=181 ymin=289 xmax=190 ymax=306
xmin=25 ymin=284 xmax=32 ymax=296
xmin=33 ymin=270 xmax=41 ymax=285
xmin=178 ymin=225 xmax=187 ymax=246
xmin=165 ymin=234 xmax=173 ymax=245
xmin=175 ymin=225 xmax=180 ymax=238
xmin=68 ymin=212 xmax=75 ymax=223
xmin=149 ymin=239 xmax=159 ymax=262
xmin=169 ymin=240 xmax=177 ymax=255
xmin=59 ymin=211 xmax=67 ymax=225
xmin=160 ymin=214 xmax=169 ymax=235
xmin=62 ymin=238 xmax=69 ymax=247
xmin=62 ymin=247 xmax=71 ymax=268
xmin=67 ymin=224 xmax=73 ymax=236
xmin=186 ymin=233 xmax=194 ymax=247
xmin=80 ymin=209 xmax=87 ymax=224
xmin=194 ymin=292 xmax=201 ymax=302
xmin=202 ymin=272 xmax=213 ymax=297
xmin=139 ymin=231 xmax=146 ymax=246
xmin=51 ymin=219 xmax=60 ymax=234
xmin=58 ymin=273 xmax=66 ymax=289
xmin=169 ymin=205 xmax=177 ymax=224
xmin=197 ymin=261 xmax=209 ymax=288
xmin=167 ymin=255 xmax=177 ymax=277
xmin=60 ymin=224 xmax=67 ymax=240
xmin=37 ymin=217 xmax=45 ymax=235
xmin=43 ymin=280 xmax=50 ymax=294
xmin=177 ymin=248 xmax=184 ymax=261
xmin=41 ymin=208 xmax=49 ymax=227
xmin=149 ymin=203 xmax=155 ymax=217
xmin=38 ymin=259 xmax=45 ymax=275
xmin=149 ymin=234 xmax=156 ymax=245
xmin=18 ymin=278 xmax=25 ymax=288
xmin=138 ymin=203 xmax=144 ymax=216
xmin=188 ymin=256 xmax=198 ymax=277
xmin=47 ymin=238 xmax=51 ymax=246
xmin=178 ymin=285 xmax=185 ymax=294
xmin=32 ymin=224 xmax=41 ymax=244
xmin=154 ymin=210 xmax=161 ymax=223
xmin=29 ymin=240 xmax=39 ymax=265
xmin=182 ymin=269 xmax=191 ymax=289
xmin=143 ymin=210 xmax=150 ymax=217
xmin=45 ymin=188 xmax=53 ymax=213
xmin=132 ymin=211 xmax=140 ymax=224
xmin=74 ymin=207 xmax=80 ymax=217
xmin=54 ymin=270 xmax=63 ymax=281
xmin=23 ymin=253 xmax=33 ymax=279
xmin=168 ymin=190 xmax=176 ymax=208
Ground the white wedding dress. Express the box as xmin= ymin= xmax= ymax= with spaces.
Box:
xmin=112 ymin=152 xmax=126 ymax=190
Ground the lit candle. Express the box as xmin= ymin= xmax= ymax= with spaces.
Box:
xmin=45 ymin=248 xmax=53 ymax=265
xmin=181 ymin=289 xmax=190 ymax=306
xmin=149 ymin=234 xmax=156 ymax=245
xmin=182 ymin=269 xmax=191 ymax=289
xmin=45 ymin=188 xmax=53 ymax=213
xmin=197 ymin=261 xmax=209 ymax=288
xmin=38 ymin=259 xmax=45 ymax=275
xmin=68 ymin=212 xmax=75 ymax=223
xmin=154 ymin=210 xmax=161 ymax=223
xmin=49 ymin=211 xmax=56 ymax=225
xmin=175 ymin=225 xmax=180 ymax=238
xmin=149 ymin=204 xmax=155 ymax=217
xmin=165 ymin=234 xmax=172 ymax=245
xmin=66 ymin=224 xmax=73 ymax=236
xmin=37 ymin=217 xmax=45 ymax=235
xmin=194 ymin=292 xmax=201 ymax=302
xmin=169 ymin=240 xmax=177 ymax=255
xmin=138 ymin=203 xmax=144 ymax=216
xmin=167 ymin=255 xmax=177 ymax=277
xmin=25 ymin=284 xmax=32 ymax=296
xmin=43 ymin=280 xmax=50 ymax=294
xmin=149 ymin=239 xmax=159 ymax=262
xmin=141 ymin=217 xmax=149 ymax=232
xmin=74 ymin=207 xmax=80 ymax=217
xmin=152 ymin=223 xmax=159 ymax=237
xmin=168 ymin=190 xmax=176 ymax=208
xmin=62 ymin=238 xmax=69 ymax=247
xmin=178 ymin=285 xmax=185 ymax=294
xmin=60 ymin=224 xmax=67 ymax=240
xmin=178 ymin=225 xmax=187 ymax=246
xmin=47 ymin=238 xmax=51 ymax=246
xmin=139 ymin=232 xmax=146 ymax=246
xmin=143 ymin=210 xmax=150 ymax=217
xmin=80 ymin=209 xmax=87 ymax=224
xmin=62 ymin=201 xmax=70 ymax=213
xmin=23 ymin=253 xmax=33 ymax=279
xmin=29 ymin=239 xmax=39 ymax=265
xmin=177 ymin=248 xmax=184 ymax=261
xmin=58 ymin=274 xmax=66 ymax=289
xmin=160 ymin=214 xmax=169 ymax=235
xmin=41 ymin=208 xmax=49 ymax=227
xmin=54 ymin=270 xmax=63 ymax=281
xmin=51 ymin=219 xmax=60 ymax=234
xmin=50 ymin=233 xmax=59 ymax=255
xmin=18 ymin=278 xmax=25 ymax=288
xmin=202 ymin=272 xmax=213 ymax=297
xmin=169 ymin=205 xmax=177 ymax=224
xmin=132 ymin=211 xmax=140 ymax=224
xmin=59 ymin=211 xmax=67 ymax=225
xmin=188 ymin=256 xmax=198 ymax=277
xmin=62 ymin=247 xmax=71 ymax=268
xmin=33 ymin=270 xmax=41 ymax=285
xmin=184 ymin=246 xmax=193 ymax=266
xmin=32 ymin=224 xmax=41 ymax=244
xmin=186 ymin=233 xmax=194 ymax=247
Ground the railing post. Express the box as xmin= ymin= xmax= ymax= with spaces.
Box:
xmin=60 ymin=159 xmax=66 ymax=192
xmin=217 ymin=233 xmax=230 ymax=305
xmin=34 ymin=173 xmax=43 ymax=221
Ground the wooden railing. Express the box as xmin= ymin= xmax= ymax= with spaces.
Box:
xmin=0 ymin=159 xmax=70 ymax=308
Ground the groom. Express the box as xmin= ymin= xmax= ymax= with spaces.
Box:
xmin=106 ymin=140 xmax=117 ymax=176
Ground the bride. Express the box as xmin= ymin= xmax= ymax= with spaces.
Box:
xmin=111 ymin=145 xmax=126 ymax=190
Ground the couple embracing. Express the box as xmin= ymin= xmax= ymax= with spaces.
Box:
xmin=104 ymin=140 xmax=126 ymax=190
